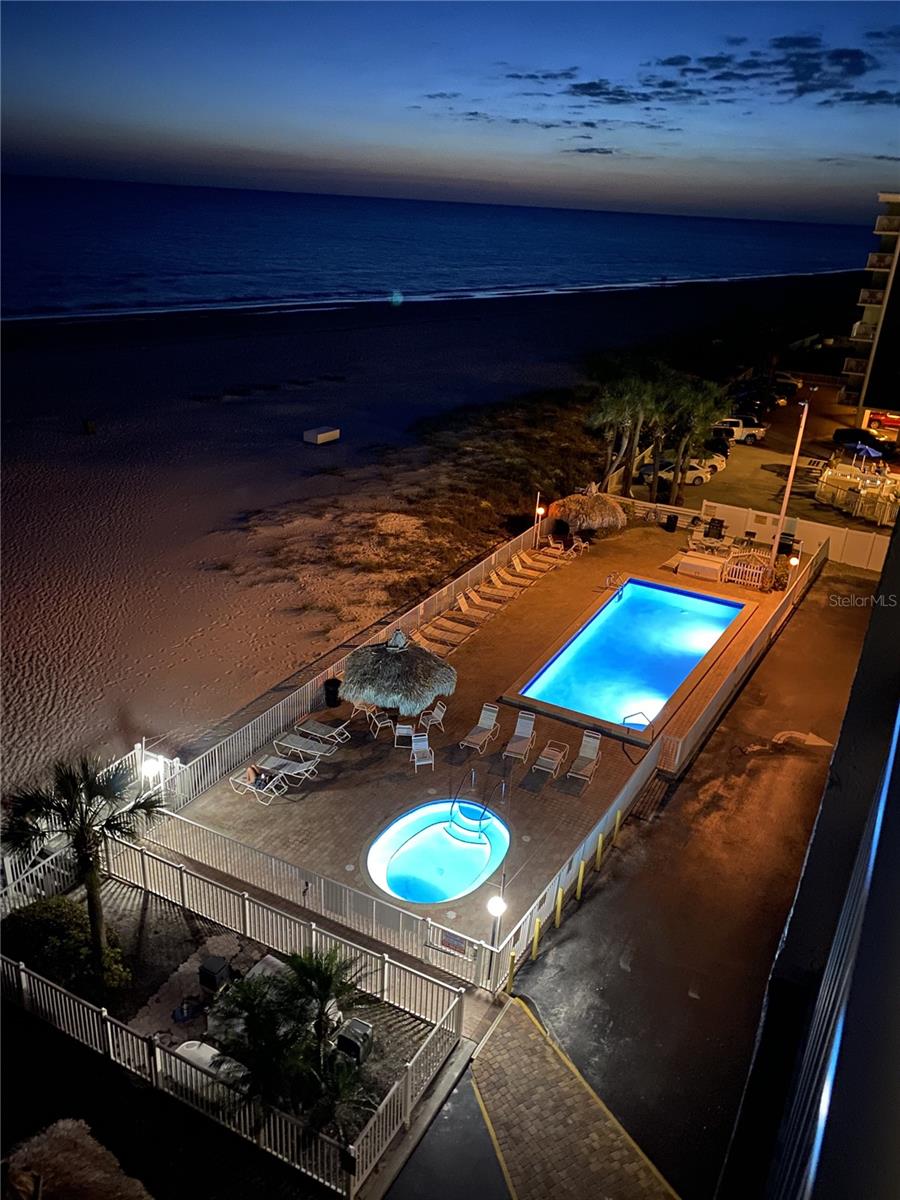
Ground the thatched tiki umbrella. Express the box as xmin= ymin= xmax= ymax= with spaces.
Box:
xmin=548 ymin=492 xmax=627 ymax=534
xmin=341 ymin=629 xmax=457 ymax=716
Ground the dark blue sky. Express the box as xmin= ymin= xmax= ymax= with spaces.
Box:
xmin=2 ymin=1 xmax=899 ymax=221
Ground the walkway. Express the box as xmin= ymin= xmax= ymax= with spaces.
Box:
xmin=471 ymin=999 xmax=677 ymax=1200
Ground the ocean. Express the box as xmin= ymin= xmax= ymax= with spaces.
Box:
xmin=1 ymin=175 xmax=871 ymax=320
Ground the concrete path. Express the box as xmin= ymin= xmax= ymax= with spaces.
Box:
xmin=512 ymin=563 xmax=874 ymax=1199
xmin=471 ymin=999 xmax=677 ymax=1200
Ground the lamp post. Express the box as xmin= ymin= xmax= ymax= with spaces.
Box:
xmin=769 ymin=401 xmax=809 ymax=568
xmin=533 ymin=492 xmax=545 ymax=550
xmin=487 ymin=889 xmax=507 ymax=948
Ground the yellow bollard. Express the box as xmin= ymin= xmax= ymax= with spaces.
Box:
xmin=613 ymin=809 xmax=623 ymax=846
xmin=575 ymin=860 xmax=586 ymax=901
xmin=594 ymin=831 xmax=605 ymax=871
xmin=554 ymin=886 xmax=564 ymax=928
xmin=506 ymin=951 xmax=516 ymax=995
xmin=531 ymin=917 xmax=542 ymax=960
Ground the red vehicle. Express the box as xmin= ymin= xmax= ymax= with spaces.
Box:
xmin=866 ymin=410 xmax=900 ymax=431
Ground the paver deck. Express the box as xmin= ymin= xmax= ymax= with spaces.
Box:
xmin=472 ymin=998 xmax=677 ymax=1200
xmin=169 ymin=526 xmax=791 ymax=942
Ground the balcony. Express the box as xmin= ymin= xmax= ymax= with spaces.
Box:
xmin=874 ymin=216 xmax=900 ymax=235
xmin=858 ymin=288 xmax=885 ymax=307
xmin=866 ymin=252 xmax=894 ymax=271
xmin=843 ymin=356 xmax=869 ymax=376
xmin=850 ymin=321 xmax=878 ymax=342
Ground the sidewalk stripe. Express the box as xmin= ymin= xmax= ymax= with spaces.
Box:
xmin=471 ymin=1073 xmax=519 ymax=1200
xmin=512 ymin=997 xmax=681 ymax=1199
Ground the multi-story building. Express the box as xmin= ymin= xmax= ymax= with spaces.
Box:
xmin=841 ymin=192 xmax=899 ymax=423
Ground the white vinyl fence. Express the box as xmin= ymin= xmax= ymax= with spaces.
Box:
xmin=3 ymin=855 xmax=463 ymax=1198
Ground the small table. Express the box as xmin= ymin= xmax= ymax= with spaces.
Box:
xmin=531 ymin=740 xmax=569 ymax=778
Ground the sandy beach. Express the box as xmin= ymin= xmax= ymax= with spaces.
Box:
xmin=1 ymin=273 xmax=860 ymax=786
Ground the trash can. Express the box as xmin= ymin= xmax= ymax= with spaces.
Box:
xmin=664 ymin=513 xmax=679 ymax=533
xmin=777 ymin=532 xmax=796 ymax=557
xmin=323 ymin=677 xmax=341 ymax=708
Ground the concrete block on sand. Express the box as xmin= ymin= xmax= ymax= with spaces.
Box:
xmin=303 ymin=425 xmax=340 ymax=445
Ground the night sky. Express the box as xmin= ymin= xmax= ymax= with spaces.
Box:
xmin=2 ymin=1 xmax=899 ymax=222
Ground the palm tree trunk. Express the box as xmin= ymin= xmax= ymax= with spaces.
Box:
xmin=83 ymin=862 xmax=107 ymax=979
xmin=648 ymin=435 xmax=664 ymax=503
xmin=620 ymin=414 xmax=644 ymax=499
xmin=671 ymin=435 xmax=690 ymax=508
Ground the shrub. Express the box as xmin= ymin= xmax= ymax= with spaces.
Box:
xmin=2 ymin=895 xmax=130 ymax=998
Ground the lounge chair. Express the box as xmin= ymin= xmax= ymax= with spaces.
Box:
xmin=421 ymin=621 xmax=467 ymax=646
xmin=465 ymin=587 xmax=502 ymax=612
xmin=477 ymin=580 xmax=515 ymax=603
xmin=487 ymin=571 xmax=520 ymax=598
xmin=273 ymin=732 xmax=336 ymax=759
xmin=519 ymin=549 xmax=559 ymax=572
xmin=296 ymin=717 xmax=352 ymax=743
xmin=546 ymin=535 xmax=577 ymax=560
xmin=531 ymin=740 xmax=569 ymax=778
xmin=431 ymin=615 xmax=473 ymax=639
xmin=566 ymin=731 xmax=602 ymax=783
xmin=369 ymin=712 xmax=394 ymax=739
xmin=459 ymin=703 xmax=500 ymax=754
xmin=494 ymin=568 xmax=528 ymax=592
xmin=454 ymin=594 xmax=491 ymax=625
xmin=419 ymin=700 xmax=447 ymax=733
xmin=229 ymin=769 xmax=288 ymax=806
xmin=410 ymin=733 xmax=434 ymax=773
xmin=410 ymin=629 xmax=451 ymax=657
xmin=394 ymin=722 xmax=415 ymax=748
xmin=502 ymin=711 xmax=536 ymax=764
xmin=257 ymin=754 xmax=319 ymax=784
xmin=510 ymin=553 xmax=543 ymax=579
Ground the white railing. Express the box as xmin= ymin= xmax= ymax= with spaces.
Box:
xmin=0 ymin=847 xmax=80 ymax=918
xmin=161 ymin=520 xmax=550 ymax=814
xmin=722 ymin=554 xmax=772 ymax=590
xmin=108 ymin=839 xmax=462 ymax=1027
xmin=2 ymin=875 xmax=464 ymax=1198
xmin=143 ymin=812 xmax=492 ymax=988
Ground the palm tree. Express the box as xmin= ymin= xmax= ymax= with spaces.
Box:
xmin=667 ymin=379 xmax=727 ymax=506
xmin=2 ymin=756 xmax=163 ymax=979
xmin=282 ymin=948 xmax=361 ymax=1069
xmin=306 ymin=1052 xmax=376 ymax=1145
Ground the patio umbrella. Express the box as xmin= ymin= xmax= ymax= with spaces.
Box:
xmin=340 ymin=629 xmax=457 ymax=716
xmin=846 ymin=443 xmax=882 ymax=471
xmin=548 ymin=493 xmax=627 ymax=533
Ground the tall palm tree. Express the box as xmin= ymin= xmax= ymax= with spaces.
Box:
xmin=282 ymin=948 xmax=361 ymax=1069
xmin=2 ymin=756 xmax=163 ymax=978
xmin=667 ymin=378 xmax=727 ymax=506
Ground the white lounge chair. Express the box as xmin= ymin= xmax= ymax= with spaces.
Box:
xmin=273 ymin=732 xmax=337 ymax=759
xmin=531 ymin=740 xmax=569 ymax=778
xmin=546 ymin=535 xmax=577 ymax=560
xmin=431 ymin=615 xmax=473 ymax=639
xmin=502 ymin=711 xmax=536 ymax=764
xmin=257 ymin=754 xmax=320 ymax=783
xmin=477 ymin=581 xmax=514 ymax=604
xmin=465 ymin=587 xmax=502 ymax=612
xmin=486 ymin=572 xmax=519 ymax=599
xmin=410 ymin=629 xmax=451 ymax=657
xmin=296 ymin=717 xmax=352 ymax=743
xmin=566 ymin=731 xmax=602 ymax=783
xmin=519 ymin=550 xmax=559 ymax=572
xmin=229 ymin=770 xmax=288 ymax=806
xmin=419 ymin=700 xmax=447 ymax=733
xmin=421 ymin=621 xmax=467 ymax=646
xmin=394 ymin=722 xmax=415 ymax=748
xmin=454 ymin=594 xmax=491 ymax=625
xmin=496 ymin=566 xmax=531 ymax=590
xmin=410 ymin=733 xmax=434 ymax=773
xmin=459 ymin=703 xmax=500 ymax=754
xmin=510 ymin=554 xmax=543 ymax=580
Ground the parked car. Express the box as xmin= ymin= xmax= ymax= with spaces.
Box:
xmin=705 ymin=433 xmax=732 ymax=458
xmin=713 ymin=417 xmax=769 ymax=445
xmin=832 ymin=425 xmax=898 ymax=459
xmin=865 ymin=410 xmax=900 ymax=431
xmin=696 ymin=452 xmax=727 ymax=474
xmin=639 ymin=459 xmax=712 ymax=487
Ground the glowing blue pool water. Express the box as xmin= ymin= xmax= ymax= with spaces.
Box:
xmin=367 ymin=800 xmax=510 ymax=904
xmin=522 ymin=580 xmax=742 ymax=729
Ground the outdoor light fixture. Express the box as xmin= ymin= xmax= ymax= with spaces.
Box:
xmin=789 ymin=554 xmax=801 ymax=568
xmin=142 ymin=754 xmax=164 ymax=780
xmin=487 ymin=892 xmax=507 ymax=948
xmin=536 ymin=506 xmax=545 ymax=517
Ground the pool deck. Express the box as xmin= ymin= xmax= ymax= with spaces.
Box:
xmin=168 ymin=526 xmax=797 ymax=944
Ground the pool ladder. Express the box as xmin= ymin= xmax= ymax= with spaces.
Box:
xmin=444 ymin=778 xmax=506 ymax=846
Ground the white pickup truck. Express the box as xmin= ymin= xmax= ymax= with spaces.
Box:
xmin=712 ymin=417 xmax=769 ymax=445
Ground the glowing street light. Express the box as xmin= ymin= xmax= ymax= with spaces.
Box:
xmin=487 ymin=892 xmax=507 ymax=948
xmin=533 ymin=491 xmax=545 ymax=549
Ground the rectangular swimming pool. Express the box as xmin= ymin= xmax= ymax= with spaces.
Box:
xmin=513 ymin=579 xmax=744 ymax=733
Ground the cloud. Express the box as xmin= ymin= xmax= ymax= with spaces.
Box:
xmin=461 ymin=111 xmax=494 ymax=122
xmin=819 ymin=89 xmax=900 ymax=107
xmin=561 ymin=146 xmax=616 ymax=154
xmin=872 ymin=153 xmax=900 ymax=161
xmin=505 ymin=67 xmax=579 ymax=81
xmin=770 ymin=35 xmax=823 ymax=51
xmin=725 ymin=37 xmax=748 ymax=47
xmin=424 ymin=92 xmax=461 ymax=101
xmin=658 ymin=56 xmax=691 ymax=67
xmin=865 ymin=26 xmax=900 ymax=49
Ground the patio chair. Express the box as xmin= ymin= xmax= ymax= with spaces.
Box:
xmin=419 ymin=700 xmax=447 ymax=733
xmin=350 ymin=700 xmax=377 ymax=721
xmin=493 ymin=567 xmax=529 ymax=592
xmin=502 ymin=711 xmax=536 ymax=764
xmin=545 ymin=534 xmax=574 ymax=558
xmin=465 ymin=587 xmax=502 ymax=612
xmin=394 ymin=722 xmax=415 ymax=748
xmin=273 ymin=732 xmax=337 ymax=760
xmin=459 ymin=703 xmax=500 ymax=754
xmin=369 ymin=712 xmax=394 ymax=739
xmin=571 ymin=534 xmax=590 ymax=555
xmin=531 ymin=740 xmax=570 ymax=778
xmin=229 ymin=769 xmax=288 ymax=806
xmin=566 ymin=731 xmax=602 ymax=784
xmin=455 ymin=593 xmax=492 ymax=625
xmin=296 ymin=717 xmax=352 ymax=743
xmin=410 ymin=733 xmax=435 ymax=773
xmin=511 ymin=553 xmax=544 ymax=579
